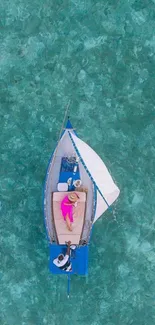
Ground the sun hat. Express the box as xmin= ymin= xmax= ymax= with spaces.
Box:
xmin=68 ymin=192 xmax=79 ymax=202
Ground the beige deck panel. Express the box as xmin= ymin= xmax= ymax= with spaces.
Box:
xmin=52 ymin=191 xmax=86 ymax=244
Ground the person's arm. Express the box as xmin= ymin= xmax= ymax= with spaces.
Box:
xmin=66 ymin=241 xmax=71 ymax=255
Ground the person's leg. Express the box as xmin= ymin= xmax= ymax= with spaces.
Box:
xmin=66 ymin=214 xmax=72 ymax=231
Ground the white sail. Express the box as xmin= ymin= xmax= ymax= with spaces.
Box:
xmin=68 ymin=131 xmax=120 ymax=223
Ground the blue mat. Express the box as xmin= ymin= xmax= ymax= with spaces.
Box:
xmin=59 ymin=157 xmax=81 ymax=191
xmin=60 ymin=157 xmax=79 ymax=173
xmin=49 ymin=244 xmax=88 ymax=275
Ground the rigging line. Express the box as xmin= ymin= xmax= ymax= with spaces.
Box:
xmin=57 ymin=100 xmax=71 ymax=141
xmin=49 ymin=100 xmax=71 ymax=170
xmin=67 ymin=274 xmax=71 ymax=298
xmin=68 ymin=130 xmax=111 ymax=210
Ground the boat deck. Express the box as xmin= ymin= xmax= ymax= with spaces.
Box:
xmin=49 ymin=244 xmax=88 ymax=275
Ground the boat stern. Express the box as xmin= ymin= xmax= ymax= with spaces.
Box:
xmin=49 ymin=244 xmax=89 ymax=276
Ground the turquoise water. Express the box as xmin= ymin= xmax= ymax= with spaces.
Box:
xmin=1 ymin=0 xmax=155 ymax=324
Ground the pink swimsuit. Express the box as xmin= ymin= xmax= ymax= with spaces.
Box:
xmin=61 ymin=196 xmax=73 ymax=223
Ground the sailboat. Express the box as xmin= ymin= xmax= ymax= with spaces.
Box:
xmin=43 ymin=117 xmax=120 ymax=294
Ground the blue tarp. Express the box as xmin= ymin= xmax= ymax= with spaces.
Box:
xmin=59 ymin=157 xmax=81 ymax=190
xmin=49 ymin=244 xmax=88 ymax=275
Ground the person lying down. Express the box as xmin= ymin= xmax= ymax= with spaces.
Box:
xmin=60 ymin=192 xmax=79 ymax=231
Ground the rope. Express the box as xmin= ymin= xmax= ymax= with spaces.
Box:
xmin=49 ymin=100 xmax=71 ymax=172
xmin=68 ymin=131 xmax=111 ymax=210
xmin=57 ymin=100 xmax=71 ymax=141
xmin=67 ymin=274 xmax=71 ymax=298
